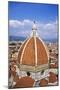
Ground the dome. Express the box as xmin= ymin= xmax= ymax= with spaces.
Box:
xmin=17 ymin=22 xmax=49 ymax=72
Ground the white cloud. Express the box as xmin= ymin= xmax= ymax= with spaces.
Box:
xmin=23 ymin=19 xmax=33 ymax=24
xmin=9 ymin=19 xmax=33 ymax=28
xmin=9 ymin=19 xmax=58 ymax=39
xmin=9 ymin=20 xmax=24 ymax=28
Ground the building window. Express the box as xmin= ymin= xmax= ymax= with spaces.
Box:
xmin=41 ymin=70 xmax=44 ymax=75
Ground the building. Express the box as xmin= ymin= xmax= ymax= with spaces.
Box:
xmin=17 ymin=21 xmax=49 ymax=80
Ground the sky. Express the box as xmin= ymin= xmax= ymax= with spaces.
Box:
xmin=8 ymin=1 xmax=58 ymax=40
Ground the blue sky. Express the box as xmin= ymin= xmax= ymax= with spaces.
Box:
xmin=8 ymin=2 xmax=58 ymax=40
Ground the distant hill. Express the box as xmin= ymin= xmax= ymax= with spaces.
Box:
xmin=9 ymin=36 xmax=58 ymax=43
xmin=43 ymin=38 xmax=58 ymax=43
xmin=9 ymin=36 xmax=27 ymax=41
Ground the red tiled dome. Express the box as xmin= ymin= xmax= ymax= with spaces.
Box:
xmin=18 ymin=37 xmax=48 ymax=65
xmin=17 ymin=22 xmax=49 ymax=72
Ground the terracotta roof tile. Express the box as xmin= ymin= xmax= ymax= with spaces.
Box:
xmin=49 ymin=72 xmax=57 ymax=83
xmin=40 ymin=79 xmax=48 ymax=86
xmin=37 ymin=38 xmax=48 ymax=65
xmin=50 ymin=63 xmax=58 ymax=68
xmin=14 ymin=76 xmax=35 ymax=88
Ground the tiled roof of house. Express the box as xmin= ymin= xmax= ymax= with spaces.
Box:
xmin=40 ymin=78 xmax=48 ymax=86
xmin=14 ymin=76 xmax=35 ymax=88
xmin=49 ymin=72 xmax=57 ymax=83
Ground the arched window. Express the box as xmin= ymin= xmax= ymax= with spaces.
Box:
xmin=41 ymin=70 xmax=44 ymax=75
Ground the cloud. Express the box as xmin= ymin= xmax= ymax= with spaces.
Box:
xmin=36 ymin=20 xmax=58 ymax=39
xmin=23 ymin=19 xmax=33 ymax=24
xmin=9 ymin=20 xmax=24 ymax=28
xmin=9 ymin=19 xmax=33 ymax=28
xmin=9 ymin=19 xmax=58 ymax=39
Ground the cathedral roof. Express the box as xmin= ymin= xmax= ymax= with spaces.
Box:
xmin=17 ymin=22 xmax=49 ymax=72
